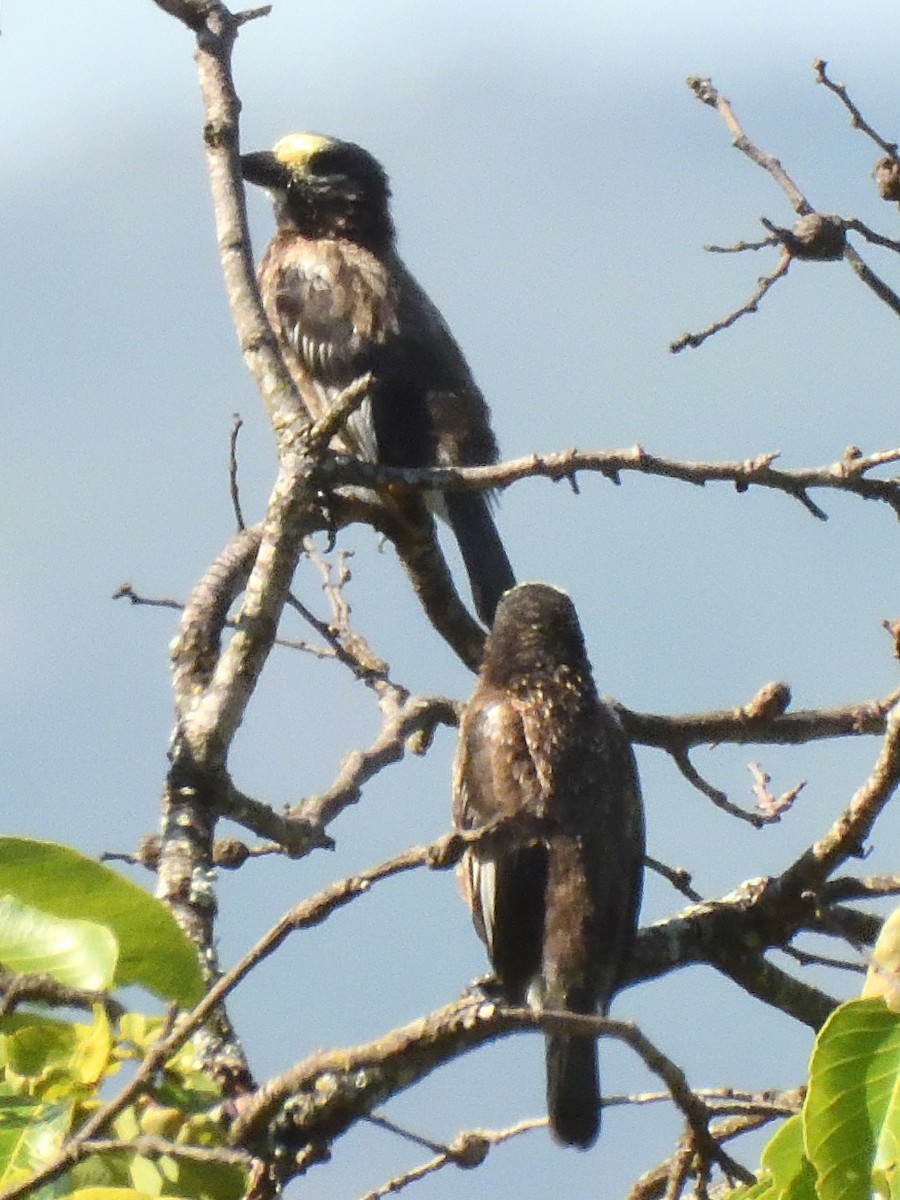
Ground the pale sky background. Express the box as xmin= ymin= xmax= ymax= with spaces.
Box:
xmin=3 ymin=2 xmax=900 ymax=1197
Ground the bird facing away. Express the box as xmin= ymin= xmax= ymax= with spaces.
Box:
xmin=240 ymin=132 xmax=516 ymax=626
xmin=452 ymin=583 xmax=645 ymax=1148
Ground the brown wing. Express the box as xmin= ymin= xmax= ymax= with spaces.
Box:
xmin=517 ymin=691 xmax=643 ymax=1150
xmin=517 ymin=694 xmax=644 ymax=1014
xmin=259 ymin=232 xmax=515 ymax=623
xmin=453 ymin=689 xmax=548 ymax=1004
xmin=257 ymin=233 xmax=398 ymax=459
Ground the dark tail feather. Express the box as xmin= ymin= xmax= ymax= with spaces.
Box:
xmin=545 ymin=1034 xmax=600 ymax=1150
xmin=444 ymin=491 xmax=516 ymax=627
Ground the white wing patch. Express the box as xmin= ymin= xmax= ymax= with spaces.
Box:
xmin=345 ymin=394 xmax=378 ymax=462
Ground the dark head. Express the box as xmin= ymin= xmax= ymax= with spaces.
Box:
xmin=481 ymin=583 xmax=595 ymax=690
xmin=241 ymin=132 xmax=394 ymax=250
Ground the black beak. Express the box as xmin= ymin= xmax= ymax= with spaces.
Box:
xmin=239 ymin=151 xmax=288 ymax=189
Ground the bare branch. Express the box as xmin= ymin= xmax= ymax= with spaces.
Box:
xmin=295 ymin=540 xmax=395 ymax=688
xmin=319 ymin=445 xmax=900 ymax=521
xmin=844 ymin=218 xmax=900 ymax=254
xmin=294 ymin=694 xmax=459 ymax=829
xmin=842 ymin=242 xmax=900 ymax=319
xmin=166 ymin=0 xmax=307 ymax=434
xmin=80 ymin=1136 xmax=254 ymax=1170
xmin=229 ymin=412 xmax=246 ymax=530
xmin=330 ymin=490 xmax=487 ymax=669
xmin=357 ymin=1117 xmax=544 ymax=1200
xmin=821 ymin=873 xmax=900 ymax=904
xmin=685 ymin=76 xmax=811 ymax=213
xmin=618 ymin=684 xmax=900 ymax=752
xmin=670 ymin=249 xmax=791 ymax=353
xmin=232 ymin=1001 xmax=753 ymax=1188
xmin=813 ymin=58 xmax=899 ymax=158
xmin=304 ymin=372 xmax=375 ymax=456
xmin=682 ymin=71 xmax=900 ymax=345
xmin=672 ymin=749 xmax=766 ymax=827
xmin=781 ymin=944 xmax=866 ymax=974
xmin=705 ymin=236 xmax=779 ymax=254
xmin=0 ymin=971 xmax=125 ymax=1021
xmin=645 ymin=857 xmax=704 ymax=904
xmin=783 ymin=698 xmax=900 ymax=891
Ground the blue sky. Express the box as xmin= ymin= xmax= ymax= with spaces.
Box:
xmin=3 ymin=2 xmax=900 ymax=1196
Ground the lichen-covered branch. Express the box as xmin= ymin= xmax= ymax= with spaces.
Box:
xmin=232 ymin=1001 xmax=753 ymax=1189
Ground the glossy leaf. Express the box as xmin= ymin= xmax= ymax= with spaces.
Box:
xmin=0 ymin=839 xmax=202 ymax=1005
xmin=722 ymin=1113 xmax=816 ymax=1200
xmin=804 ymin=998 xmax=900 ymax=1200
xmin=0 ymin=1097 xmax=73 ymax=1187
xmin=0 ymin=895 xmax=116 ymax=992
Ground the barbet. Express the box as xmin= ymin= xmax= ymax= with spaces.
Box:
xmin=453 ymin=583 xmax=645 ymax=1147
xmin=241 ymin=133 xmax=515 ymax=625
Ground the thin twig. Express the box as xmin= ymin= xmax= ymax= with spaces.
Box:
xmin=843 ymin=242 xmax=900 ymax=319
xmin=685 ymin=77 xmax=811 ymax=213
xmin=705 ymin=236 xmax=779 ymax=253
xmin=845 ymin=218 xmax=900 ymax=253
xmin=229 ymin=412 xmax=246 ymax=530
xmin=813 ymin=59 xmax=899 ymax=157
xmin=670 ymin=250 xmax=791 ymax=353
xmin=357 ymin=1118 xmax=544 ymax=1200
xmin=114 ymin=580 xmax=331 ymax=657
xmin=294 ymin=694 xmax=459 ymax=829
xmin=780 ymin=944 xmax=866 ymax=974
xmin=81 ymin=1136 xmax=253 ymax=1169
xmin=645 ymin=857 xmax=704 ymax=904
xmin=672 ymin=749 xmax=767 ymax=827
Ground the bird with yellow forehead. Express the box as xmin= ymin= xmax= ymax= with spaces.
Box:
xmin=241 ymin=132 xmax=516 ymax=627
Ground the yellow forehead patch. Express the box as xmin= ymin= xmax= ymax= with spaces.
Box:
xmin=272 ymin=132 xmax=334 ymax=169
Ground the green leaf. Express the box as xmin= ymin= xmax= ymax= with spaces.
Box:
xmin=168 ymin=1156 xmax=246 ymax=1200
xmin=66 ymin=1146 xmax=134 ymax=1193
xmin=0 ymin=839 xmax=202 ymax=1006
xmin=722 ymin=1182 xmax=774 ymax=1199
xmin=129 ymin=1153 xmax=164 ymax=1196
xmin=68 ymin=1009 xmax=114 ymax=1086
xmin=722 ymin=1114 xmax=817 ymax=1200
xmin=759 ymin=1113 xmax=816 ymax=1200
xmin=0 ymin=1013 xmax=80 ymax=1078
xmin=0 ymin=1096 xmax=73 ymax=1185
xmin=0 ymin=895 xmax=117 ymax=991
xmin=64 ymin=1190 xmax=185 ymax=1199
xmin=804 ymin=997 xmax=900 ymax=1200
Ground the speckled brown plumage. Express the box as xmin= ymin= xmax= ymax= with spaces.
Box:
xmin=453 ymin=583 xmax=645 ymax=1149
xmin=241 ymin=134 xmax=515 ymax=625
